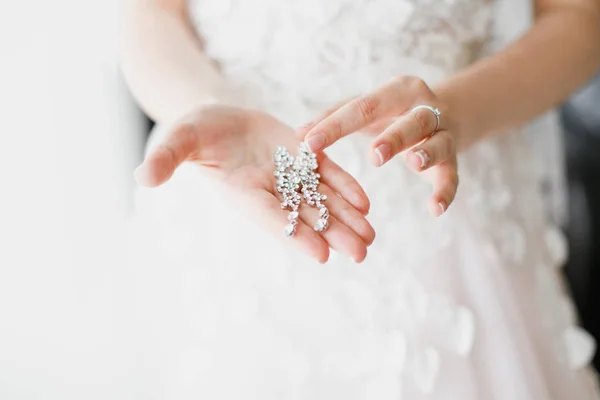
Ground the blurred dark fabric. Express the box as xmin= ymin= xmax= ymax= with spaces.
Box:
xmin=561 ymin=73 xmax=600 ymax=371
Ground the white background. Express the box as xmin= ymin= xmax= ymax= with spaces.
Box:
xmin=0 ymin=1 xmax=146 ymax=398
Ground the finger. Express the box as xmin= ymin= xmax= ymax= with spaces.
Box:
xmin=295 ymin=97 xmax=358 ymax=139
xmin=318 ymin=155 xmax=370 ymax=215
xmin=254 ymin=189 xmax=331 ymax=263
xmin=134 ymin=124 xmax=198 ymax=187
xmin=427 ymin=159 xmax=459 ymax=217
xmin=370 ymin=106 xmax=440 ymax=166
xmin=319 ymin=183 xmax=375 ymax=245
xmin=363 ymin=118 xmax=395 ymax=136
xmin=299 ymin=204 xmax=369 ymax=263
xmin=405 ymin=130 xmax=455 ymax=172
xmin=298 ymin=103 xmax=391 ymax=139
xmin=304 ymin=95 xmax=389 ymax=153
xmin=304 ymin=77 xmax=423 ymax=152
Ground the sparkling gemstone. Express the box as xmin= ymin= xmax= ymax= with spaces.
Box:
xmin=314 ymin=218 xmax=328 ymax=232
xmin=288 ymin=211 xmax=299 ymax=221
xmin=319 ymin=207 xmax=329 ymax=218
xmin=284 ymin=223 xmax=297 ymax=237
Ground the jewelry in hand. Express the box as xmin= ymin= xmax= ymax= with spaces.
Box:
xmin=273 ymin=143 xmax=329 ymax=237
xmin=410 ymin=105 xmax=441 ymax=134
xmin=274 ymin=145 xmax=302 ymax=237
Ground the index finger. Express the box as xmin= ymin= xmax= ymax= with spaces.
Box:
xmin=303 ymin=79 xmax=415 ymax=152
xmin=295 ymin=96 xmax=358 ymax=139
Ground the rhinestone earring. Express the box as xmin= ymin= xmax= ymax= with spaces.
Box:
xmin=273 ymin=143 xmax=330 ymax=237
xmin=295 ymin=143 xmax=329 ymax=232
xmin=273 ymin=145 xmax=301 ymax=237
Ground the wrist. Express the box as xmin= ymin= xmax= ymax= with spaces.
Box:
xmin=434 ymin=82 xmax=475 ymax=153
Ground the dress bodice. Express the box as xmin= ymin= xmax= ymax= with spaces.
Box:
xmin=189 ymin=0 xmax=493 ymax=125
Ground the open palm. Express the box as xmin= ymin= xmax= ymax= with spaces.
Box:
xmin=134 ymin=105 xmax=375 ymax=263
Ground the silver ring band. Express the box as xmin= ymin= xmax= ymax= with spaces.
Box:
xmin=411 ymin=105 xmax=441 ymax=133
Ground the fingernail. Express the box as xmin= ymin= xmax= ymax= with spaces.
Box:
xmin=305 ymin=133 xmax=326 ymax=152
xmin=374 ymin=144 xmax=391 ymax=166
xmin=438 ymin=201 xmax=446 ymax=215
xmin=414 ymin=149 xmax=430 ymax=169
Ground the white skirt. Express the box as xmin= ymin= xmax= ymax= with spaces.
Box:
xmin=126 ymin=126 xmax=599 ymax=400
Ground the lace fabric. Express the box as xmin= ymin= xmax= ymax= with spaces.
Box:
xmin=190 ymin=0 xmax=493 ymax=123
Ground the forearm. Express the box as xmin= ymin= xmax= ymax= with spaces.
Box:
xmin=436 ymin=2 xmax=600 ymax=150
xmin=120 ymin=0 xmax=225 ymax=124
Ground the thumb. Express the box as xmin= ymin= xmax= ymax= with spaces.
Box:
xmin=135 ymin=106 xmax=248 ymax=187
xmin=134 ymin=124 xmax=198 ymax=187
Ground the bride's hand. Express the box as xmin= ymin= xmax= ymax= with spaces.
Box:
xmin=299 ymin=77 xmax=459 ymax=216
xmin=134 ymin=105 xmax=375 ymax=263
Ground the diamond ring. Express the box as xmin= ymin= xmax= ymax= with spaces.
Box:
xmin=411 ymin=105 xmax=441 ymax=133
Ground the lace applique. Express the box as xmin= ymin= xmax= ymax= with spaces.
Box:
xmin=190 ymin=0 xmax=494 ymax=124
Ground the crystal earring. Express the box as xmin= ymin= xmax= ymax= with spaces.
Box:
xmin=294 ymin=143 xmax=329 ymax=232
xmin=273 ymin=146 xmax=301 ymax=237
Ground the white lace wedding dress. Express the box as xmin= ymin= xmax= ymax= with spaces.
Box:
xmin=128 ymin=0 xmax=600 ymax=398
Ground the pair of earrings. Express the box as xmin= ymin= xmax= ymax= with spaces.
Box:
xmin=273 ymin=143 xmax=330 ymax=237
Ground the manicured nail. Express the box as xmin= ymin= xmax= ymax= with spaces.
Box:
xmin=438 ymin=201 xmax=446 ymax=215
xmin=414 ymin=149 xmax=430 ymax=169
xmin=374 ymin=144 xmax=391 ymax=166
xmin=305 ymin=133 xmax=326 ymax=152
